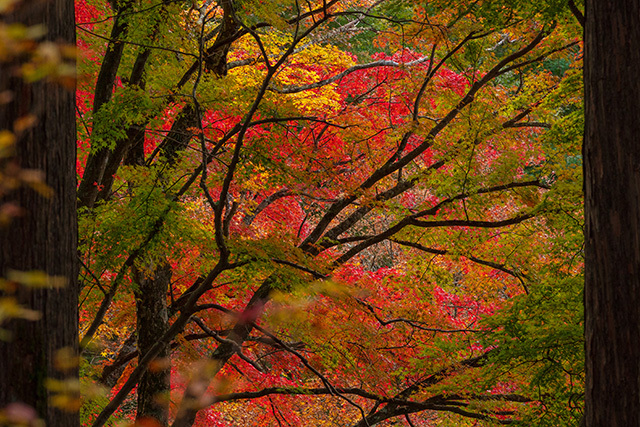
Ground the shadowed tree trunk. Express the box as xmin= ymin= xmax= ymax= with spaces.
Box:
xmin=134 ymin=262 xmax=171 ymax=425
xmin=584 ymin=1 xmax=640 ymax=426
xmin=76 ymin=0 xmax=135 ymax=209
xmin=0 ymin=0 xmax=78 ymax=424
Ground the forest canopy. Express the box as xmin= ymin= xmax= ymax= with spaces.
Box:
xmin=4 ymin=0 xmax=586 ymax=425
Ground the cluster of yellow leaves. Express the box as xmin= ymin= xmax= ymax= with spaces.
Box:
xmin=228 ymin=31 xmax=355 ymax=114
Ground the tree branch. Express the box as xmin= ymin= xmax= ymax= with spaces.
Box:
xmin=357 ymin=298 xmax=480 ymax=333
xmin=389 ymin=239 xmax=529 ymax=294
xmin=409 ymin=213 xmax=534 ymax=228
xmin=567 ymin=0 xmax=585 ymax=27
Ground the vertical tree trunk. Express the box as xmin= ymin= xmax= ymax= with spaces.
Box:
xmin=584 ymin=1 xmax=640 ymax=426
xmin=0 ymin=0 xmax=78 ymax=424
xmin=77 ymin=1 xmax=132 ymax=209
xmin=135 ymin=263 xmax=171 ymax=426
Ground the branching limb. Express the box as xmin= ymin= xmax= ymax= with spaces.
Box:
xmin=389 ymin=239 xmax=529 ymax=294
xmin=242 ymin=188 xmax=291 ymax=226
xmin=336 ymin=206 xmax=536 ymax=265
xmin=78 ymin=256 xmax=106 ymax=296
xmin=192 ymin=316 xmax=266 ymax=373
xmin=357 ymin=298 xmax=480 ymax=333
xmin=214 ymin=386 xmax=382 ymax=402
xmin=91 ymin=261 xmax=231 ymax=427
xmin=299 ymin=25 xmax=554 ymax=252
xmin=250 ymin=324 xmax=370 ymax=423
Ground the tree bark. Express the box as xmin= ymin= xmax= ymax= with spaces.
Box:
xmin=0 ymin=0 xmax=78 ymax=424
xmin=77 ymin=0 xmax=136 ymax=209
xmin=134 ymin=263 xmax=171 ymax=426
xmin=584 ymin=1 xmax=640 ymax=426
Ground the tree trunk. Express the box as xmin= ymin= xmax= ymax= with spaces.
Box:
xmin=0 ymin=0 xmax=78 ymax=424
xmin=77 ymin=1 xmax=132 ymax=209
xmin=135 ymin=263 xmax=171 ymax=426
xmin=584 ymin=1 xmax=640 ymax=426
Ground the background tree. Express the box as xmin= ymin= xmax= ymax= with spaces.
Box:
xmin=584 ymin=1 xmax=640 ymax=425
xmin=0 ymin=0 xmax=78 ymax=424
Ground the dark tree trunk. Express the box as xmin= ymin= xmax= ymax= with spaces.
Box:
xmin=0 ymin=0 xmax=78 ymax=424
xmin=77 ymin=1 xmax=131 ymax=209
xmin=97 ymin=48 xmax=153 ymax=201
xmin=584 ymin=1 xmax=640 ymax=426
xmin=134 ymin=263 xmax=171 ymax=426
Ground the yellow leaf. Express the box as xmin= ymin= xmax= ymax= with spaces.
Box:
xmin=7 ymin=269 xmax=68 ymax=288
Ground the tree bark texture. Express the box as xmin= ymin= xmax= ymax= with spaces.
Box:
xmin=135 ymin=263 xmax=171 ymax=426
xmin=0 ymin=0 xmax=78 ymax=424
xmin=77 ymin=2 xmax=132 ymax=209
xmin=584 ymin=1 xmax=640 ymax=426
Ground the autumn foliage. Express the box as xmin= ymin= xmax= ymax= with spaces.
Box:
xmin=73 ymin=0 xmax=584 ymax=426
